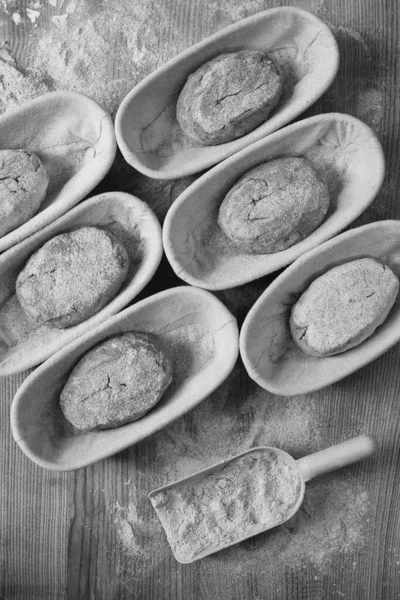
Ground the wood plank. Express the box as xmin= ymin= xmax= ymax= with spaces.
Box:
xmin=0 ymin=370 xmax=71 ymax=599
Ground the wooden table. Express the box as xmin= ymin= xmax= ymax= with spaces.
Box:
xmin=1 ymin=1 xmax=400 ymax=598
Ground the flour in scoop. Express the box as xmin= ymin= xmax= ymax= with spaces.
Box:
xmin=150 ymin=448 xmax=302 ymax=562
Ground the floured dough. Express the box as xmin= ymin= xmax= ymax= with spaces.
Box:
xmin=16 ymin=226 xmax=129 ymax=328
xmin=290 ymin=258 xmax=399 ymax=356
xmin=218 ymin=157 xmax=330 ymax=254
xmin=0 ymin=149 xmax=48 ymax=237
xmin=176 ymin=50 xmax=283 ymax=145
xmin=60 ymin=332 xmax=173 ymax=430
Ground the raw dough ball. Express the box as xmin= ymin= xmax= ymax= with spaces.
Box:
xmin=290 ymin=258 xmax=399 ymax=357
xmin=176 ymin=50 xmax=283 ymax=146
xmin=0 ymin=149 xmax=48 ymax=237
xmin=60 ymin=332 xmax=173 ymax=430
xmin=16 ymin=226 xmax=129 ymax=329
xmin=218 ymin=157 xmax=330 ymax=254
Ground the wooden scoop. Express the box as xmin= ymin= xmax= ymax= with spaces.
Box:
xmin=149 ymin=434 xmax=378 ymax=563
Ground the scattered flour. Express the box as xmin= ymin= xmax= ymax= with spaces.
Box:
xmin=357 ymin=86 xmax=385 ymax=131
xmin=110 ymin=500 xmax=157 ymax=559
xmin=0 ymin=58 xmax=52 ymax=113
xmin=27 ymin=0 xmax=170 ymax=116
xmin=334 ymin=25 xmax=372 ymax=56
xmin=26 ymin=8 xmax=40 ymax=24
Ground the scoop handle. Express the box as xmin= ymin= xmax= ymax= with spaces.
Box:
xmin=297 ymin=434 xmax=378 ymax=482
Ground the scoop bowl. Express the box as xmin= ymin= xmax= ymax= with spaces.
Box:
xmin=149 ymin=434 xmax=377 ymax=563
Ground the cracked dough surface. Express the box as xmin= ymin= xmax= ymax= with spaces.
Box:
xmin=16 ymin=226 xmax=129 ymax=329
xmin=60 ymin=332 xmax=173 ymax=431
xmin=176 ymin=50 xmax=283 ymax=145
xmin=290 ymin=258 xmax=399 ymax=357
xmin=0 ymin=149 xmax=49 ymax=237
xmin=218 ymin=157 xmax=330 ymax=254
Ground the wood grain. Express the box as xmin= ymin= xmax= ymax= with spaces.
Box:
xmin=1 ymin=0 xmax=400 ymax=599
xmin=0 ymin=370 xmax=71 ymax=600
